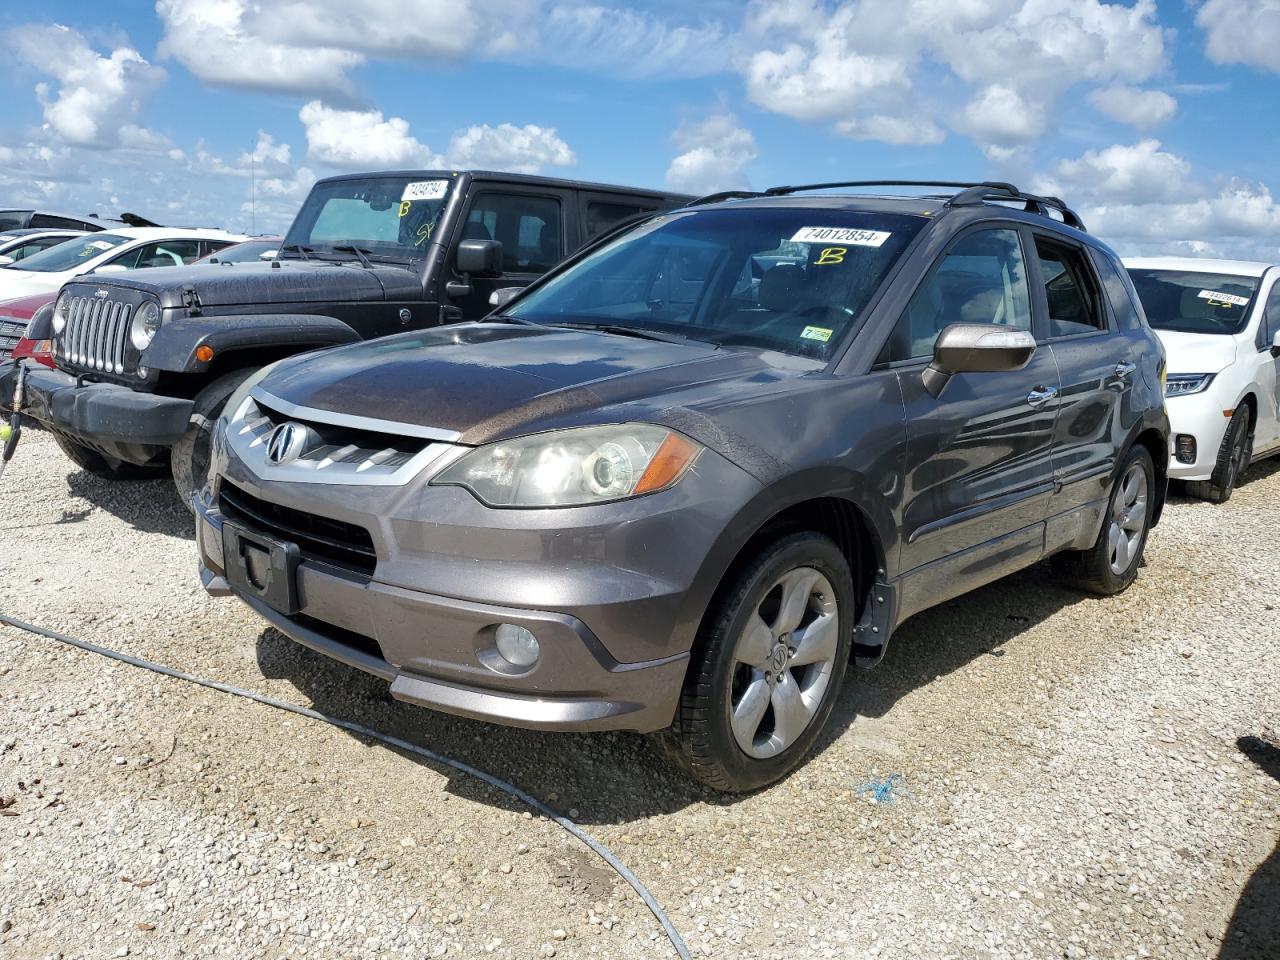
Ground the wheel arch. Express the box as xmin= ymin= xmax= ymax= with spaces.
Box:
xmin=1129 ymin=426 xmax=1168 ymax=526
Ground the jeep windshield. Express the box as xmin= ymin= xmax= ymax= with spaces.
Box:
xmin=1128 ymin=269 xmax=1261 ymax=335
xmin=507 ymin=207 xmax=926 ymax=360
xmin=281 ymin=176 xmax=453 ymax=264
xmin=8 ymin=233 xmax=129 ymax=272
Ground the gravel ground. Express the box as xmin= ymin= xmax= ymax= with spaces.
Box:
xmin=1 ymin=426 xmax=1277 ymax=960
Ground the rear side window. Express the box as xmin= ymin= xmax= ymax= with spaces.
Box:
xmin=586 ymin=200 xmax=655 ymax=239
xmin=464 ymin=193 xmax=562 ymax=273
xmin=1091 ymin=250 xmax=1144 ymax=331
xmin=885 ymin=227 xmax=1033 ymax=362
xmin=1035 ymin=237 xmax=1105 ymax=337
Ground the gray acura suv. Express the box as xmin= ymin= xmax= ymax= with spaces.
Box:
xmin=196 ymin=181 xmax=1169 ymax=791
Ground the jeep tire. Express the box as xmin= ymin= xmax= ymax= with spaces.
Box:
xmin=171 ymin=369 xmax=254 ymax=510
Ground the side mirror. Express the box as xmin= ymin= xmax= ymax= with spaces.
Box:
xmin=1272 ymin=330 xmax=1280 ymax=357
xmin=456 ymin=238 xmax=503 ymax=277
xmin=258 ymin=250 xmax=279 ymax=261
xmin=489 ymin=286 xmax=522 ymax=309
xmin=922 ymin=323 xmax=1037 ymax=398
xmin=0 ymin=255 xmax=14 ymax=266
xmin=92 ymin=263 xmax=128 ymax=274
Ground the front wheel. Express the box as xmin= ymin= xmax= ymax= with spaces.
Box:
xmin=659 ymin=532 xmax=855 ymax=792
xmin=1052 ymin=445 xmax=1154 ymax=596
xmin=1185 ymin=408 xmax=1251 ymax=504
xmin=170 ymin=369 xmax=254 ymax=510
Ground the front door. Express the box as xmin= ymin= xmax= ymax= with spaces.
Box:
xmin=889 ymin=226 xmax=1059 ymax=580
xmin=446 ymin=189 xmax=567 ymax=320
xmin=1253 ymin=279 xmax=1280 ymax=453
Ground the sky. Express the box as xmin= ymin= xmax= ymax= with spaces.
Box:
xmin=1 ymin=0 xmax=1278 ymax=259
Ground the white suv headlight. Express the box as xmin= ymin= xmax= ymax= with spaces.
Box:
xmin=1164 ymin=373 xmax=1213 ymax=397
xmin=433 ymin=424 xmax=702 ymax=507
xmin=131 ymin=301 xmax=162 ymax=351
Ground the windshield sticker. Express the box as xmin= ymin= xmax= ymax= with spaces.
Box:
xmin=800 ymin=325 xmax=833 ymax=343
xmin=1197 ymin=289 xmax=1249 ymax=308
xmin=815 ymin=247 xmax=847 ymax=265
xmin=401 ymin=179 xmax=449 ymax=203
xmin=88 ymin=240 xmax=115 ymax=251
xmin=790 ymin=226 xmax=891 ymax=247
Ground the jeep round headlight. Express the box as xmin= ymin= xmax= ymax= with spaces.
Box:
xmin=432 ymin=424 xmax=702 ymax=507
xmin=131 ymin=301 xmax=161 ymax=351
xmin=52 ymin=292 xmax=70 ymax=334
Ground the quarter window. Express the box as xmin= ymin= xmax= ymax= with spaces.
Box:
xmin=886 ymin=228 xmax=1033 ymax=362
xmin=1036 ymin=238 xmax=1105 ymax=336
xmin=464 ymin=193 xmax=562 ymax=274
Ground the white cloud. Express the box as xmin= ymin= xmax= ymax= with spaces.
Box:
xmin=299 ymin=101 xmax=438 ymax=169
xmin=9 ymin=24 xmax=167 ymax=148
xmin=835 ymin=114 xmax=944 ymax=146
xmin=1042 ymin=139 xmax=1193 ymax=205
xmin=1088 ymin=85 xmax=1177 ymax=129
xmin=1197 ymin=0 xmax=1280 ymax=73
xmin=445 ymin=124 xmax=575 ymax=174
xmin=534 ymin=5 xmax=731 ymax=78
xmin=959 ymin=84 xmax=1047 ymax=146
xmin=665 ymin=113 xmax=758 ymax=195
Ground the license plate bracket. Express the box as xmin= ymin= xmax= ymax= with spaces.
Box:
xmin=222 ymin=521 xmax=301 ymax=615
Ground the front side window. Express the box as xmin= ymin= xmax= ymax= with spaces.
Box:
xmin=284 ymin=176 xmax=453 ymax=262
xmin=9 ymin=234 xmax=129 ymax=272
xmin=1261 ymin=283 xmax=1280 ymax=350
xmin=1128 ymin=269 xmax=1260 ymax=335
xmin=1036 ymin=238 xmax=1105 ymax=337
xmin=464 ymin=193 xmax=562 ymax=273
xmin=885 ymin=228 xmax=1032 ymax=362
xmin=512 ymin=207 xmax=927 ymax=361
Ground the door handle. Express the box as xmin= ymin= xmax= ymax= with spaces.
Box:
xmin=1114 ymin=361 xmax=1137 ymax=377
xmin=1026 ymin=385 xmax=1058 ymax=408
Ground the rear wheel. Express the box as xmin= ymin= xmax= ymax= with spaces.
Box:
xmin=659 ymin=532 xmax=855 ymax=792
xmin=170 ymin=369 xmax=254 ymax=510
xmin=1052 ymin=445 xmax=1154 ymax=596
xmin=1186 ymin=408 xmax=1251 ymax=504
xmin=54 ymin=434 xmax=165 ymax=480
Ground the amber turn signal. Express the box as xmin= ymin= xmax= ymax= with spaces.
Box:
xmin=195 ymin=345 xmax=215 ymax=363
xmin=634 ymin=433 xmax=701 ymax=495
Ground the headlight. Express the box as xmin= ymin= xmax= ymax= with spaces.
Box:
xmin=52 ymin=292 xmax=70 ymax=333
xmin=433 ymin=424 xmax=702 ymax=507
xmin=1164 ymin=373 xmax=1213 ymax=397
xmin=131 ymin=301 xmax=162 ymax=351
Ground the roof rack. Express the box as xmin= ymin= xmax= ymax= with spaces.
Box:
xmin=686 ymin=179 xmax=1087 ymax=231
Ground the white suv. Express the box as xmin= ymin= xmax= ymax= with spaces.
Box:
xmin=1126 ymin=257 xmax=1280 ymax=502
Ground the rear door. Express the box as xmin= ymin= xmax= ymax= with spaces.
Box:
xmin=1032 ymin=232 xmax=1136 ymax=519
xmin=891 ymin=224 xmax=1060 ymax=579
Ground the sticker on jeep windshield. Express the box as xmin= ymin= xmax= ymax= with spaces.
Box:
xmin=1197 ymin=289 xmax=1249 ymax=308
xmin=790 ymin=226 xmax=891 ymax=247
xmin=800 ymin=326 xmax=833 ymax=343
xmin=401 ymin=180 xmax=449 ymax=202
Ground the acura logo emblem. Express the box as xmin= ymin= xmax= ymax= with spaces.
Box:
xmin=266 ymin=422 xmax=309 ymax=465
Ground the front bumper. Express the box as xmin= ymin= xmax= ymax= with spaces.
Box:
xmin=0 ymin=362 xmax=192 ymax=465
xmin=1165 ymin=392 xmax=1233 ymax=481
xmin=195 ymin=492 xmax=692 ymax=733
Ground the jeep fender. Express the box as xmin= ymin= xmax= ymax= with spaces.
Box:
xmin=143 ymin=314 xmax=362 ymax=373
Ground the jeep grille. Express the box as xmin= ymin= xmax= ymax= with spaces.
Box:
xmin=55 ymin=294 xmax=135 ymax=376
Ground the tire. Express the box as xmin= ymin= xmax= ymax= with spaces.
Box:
xmin=659 ymin=531 xmax=855 ymax=793
xmin=170 ymin=369 xmax=254 ymax=509
xmin=53 ymin=434 xmax=166 ymax=480
xmin=1185 ymin=408 xmax=1251 ymax=504
xmin=1052 ymin=445 xmax=1155 ymax=596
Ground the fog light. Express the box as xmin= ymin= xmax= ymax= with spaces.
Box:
xmin=495 ymin=624 xmax=540 ymax=668
xmin=1175 ymin=434 xmax=1197 ymax=464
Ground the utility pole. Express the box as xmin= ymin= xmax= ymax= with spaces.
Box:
xmin=250 ymin=143 xmax=257 ymax=235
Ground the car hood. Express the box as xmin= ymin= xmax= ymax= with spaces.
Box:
xmin=257 ymin=323 xmax=814 ymax=445
xmin=0 ymin=291 xmax=55 ymax=320
xmin=0 ymin=272 xmax=60 ymax=300
xmin=1154 ymin=329 xmax=1240 ymax=375
xmin=78 ymin=259 xmax=396 ymax=308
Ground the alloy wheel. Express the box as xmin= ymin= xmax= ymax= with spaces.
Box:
xmin=728 ymin=567 xmax=839 ymax=759
xmin=1107 ymin=462 xmax=1148 ymax=576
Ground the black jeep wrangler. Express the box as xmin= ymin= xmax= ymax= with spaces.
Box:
xmin=3 ymin=170 xmax=688 ymax=501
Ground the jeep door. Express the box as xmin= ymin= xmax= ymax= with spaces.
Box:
xmin=1032 ymin=233 xmax=1140 ymax=523
xmin=446 ymin=186 xmax=571 ymax=320
xmin=887 ymin=225 xmax=1060 ymax=614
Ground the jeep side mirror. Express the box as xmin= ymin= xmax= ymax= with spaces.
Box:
xmin=456 ymin=239 xmax=503 ymax=277
xmin=922 ymin=323 xmax=1037 ymax=398
xmin=489 ymin=286 xmax=522 ymax=309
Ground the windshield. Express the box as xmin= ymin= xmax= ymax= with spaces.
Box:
xmin=1128 ymin=269 xmax=1260 ymax=335
xmin=282 ymin=176 xmax=453 ymax=262
xmin=509 ymin=207 xmax=926 ymax=360
xmin=7 ymin=234 xmax=129 ymax=273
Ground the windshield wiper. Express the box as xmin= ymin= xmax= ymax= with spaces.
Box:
xmin=331 ymin=244 xmax=374 ymax=269
xmin=279 ymin=243 xmax=314 ymax=260
xmin=546 ymin=321 xmax=696 ymax=345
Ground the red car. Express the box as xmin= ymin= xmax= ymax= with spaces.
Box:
xmin=0 ymin=291 xmax=56 ymax=368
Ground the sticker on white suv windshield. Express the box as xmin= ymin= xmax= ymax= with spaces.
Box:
xmin=1197 ymin=289 xmax=1249 ymax=307
xmin=790 ymin=226 xmax=891 ymax=247
xmin=88 ymin=239 xmax=115 ymax=251
xmin=401 ymin=180 xmax=449 ymax=202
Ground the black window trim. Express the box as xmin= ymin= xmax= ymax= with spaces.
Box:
xmin=456 ymin=187 xmax=567 ymax=279
xmin=1026 ymin=228 xmax=1111 ymax=343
